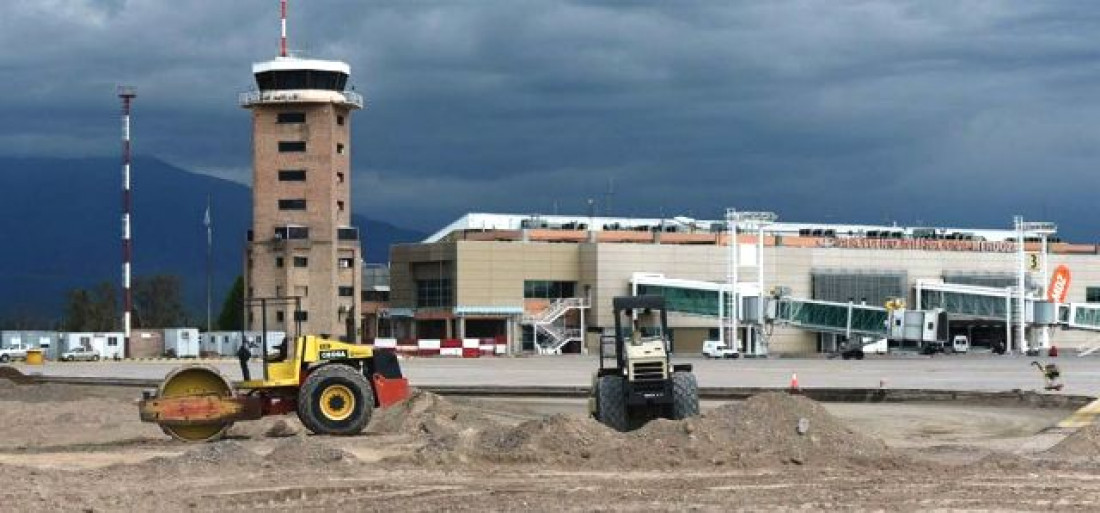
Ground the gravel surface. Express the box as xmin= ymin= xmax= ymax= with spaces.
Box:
xmin=0 ymin=380 xmax=1096 ymax=511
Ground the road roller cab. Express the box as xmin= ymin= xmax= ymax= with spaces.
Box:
xmin=138 ymin=333 xmax=410 ymax=442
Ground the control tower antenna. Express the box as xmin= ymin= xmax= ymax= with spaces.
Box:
xmin=280 ymin=0 xmax=289 ymax=57
xmin=118 ymin=85 xmax=136 ymax=358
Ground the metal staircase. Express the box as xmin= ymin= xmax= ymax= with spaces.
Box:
xmin=523 ymin=298 xmax=589 ymax=354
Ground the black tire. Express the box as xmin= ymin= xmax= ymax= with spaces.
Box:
xmin=297 ymin=364 xmax=373 ymax=436
xmin=670 ymin=371 xmax=699 ymax=420
xmin=92 ymin=355 xmax=100 ymax=361
xmin=595 ymin=375 xmax=629 ymax=432
xmin=854 ymin=351 xmax=865 ymax=361
xmin=0 ymin=354 xmax=9 ymax=363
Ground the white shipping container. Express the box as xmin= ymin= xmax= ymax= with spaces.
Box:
xmin=61 ymin=332 xmax=123 ymax=359
xmin=202 ymin=331 xmax=286 ymax=357
xmin=163 ymin=328 xmax=200 ymax=358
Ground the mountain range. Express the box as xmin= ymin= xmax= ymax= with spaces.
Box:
xmin=0 ymin=157 xmax=424 ymax=322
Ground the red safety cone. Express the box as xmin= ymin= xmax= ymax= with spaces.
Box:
xmin=789 ymin=372 xmax=800 ymax=394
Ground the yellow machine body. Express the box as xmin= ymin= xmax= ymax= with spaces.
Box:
xmin=240 ymin=335 xmax=376 ymax=389
xmin=138 ymin=335 xmax=408 ymax=443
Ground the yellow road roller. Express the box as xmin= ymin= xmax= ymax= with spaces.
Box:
xmin=138 ymin=335 xmax=410 ymax=442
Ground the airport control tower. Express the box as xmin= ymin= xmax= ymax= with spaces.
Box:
xmin=242 ymin=1 xmax=363 ymax=340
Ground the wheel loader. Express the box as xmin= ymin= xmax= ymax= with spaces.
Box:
xmin=589 ymin=295 xmax=699 ymax=431
xmin=137 ymin=298 xmax=410 ymax=442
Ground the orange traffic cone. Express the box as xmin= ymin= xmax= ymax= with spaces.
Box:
xmin=789 ymin=373 xmax=800 ymax=394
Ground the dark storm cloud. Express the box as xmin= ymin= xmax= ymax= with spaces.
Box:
xmin=4 ymin=1 xmax=1100 ymax=237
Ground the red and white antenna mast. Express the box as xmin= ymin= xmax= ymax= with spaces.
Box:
xmin=280 ymin=0 xmax=288 ymax=57
xmin=118 ymin=85 xmax=136 ymax=358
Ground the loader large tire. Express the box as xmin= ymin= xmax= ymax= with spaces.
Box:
xmin=670 ymin=371 xmax=699 ymax=420
xmin=595 ymin=375 xmax=629 ymax=432
xmin=298 ymin=364 xmax=373 ymax=436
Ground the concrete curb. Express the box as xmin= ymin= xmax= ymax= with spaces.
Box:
xmin=3 ymin=368 xmax=1092 ymax=409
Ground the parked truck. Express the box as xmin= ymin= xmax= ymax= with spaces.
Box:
xmin=0 ymin=341 xmax=30 ymax=363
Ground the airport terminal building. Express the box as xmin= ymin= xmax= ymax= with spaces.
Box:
xmin=368 ymin=213 xmax=1100 ymax=356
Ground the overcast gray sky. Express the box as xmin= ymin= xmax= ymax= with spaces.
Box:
xmin=3 ymin=1 xmax=1100 ymax=238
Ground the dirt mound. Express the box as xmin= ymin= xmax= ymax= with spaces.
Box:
xmin=0 ymin=366 xmax=36 ymax=384
xmin=226 ymin=416 xmax=304 ymax=439
xmin=264 ymin=437 xmax=358 ymax=466
xmin=131 ymin=441 xmax=263 ymax=473
xmin=1047 ymin=423 xmax=1100 ymax=459
xmin=410 ymin=392 xmax=898 ymax=470
xmin=0 ymin=381 xmax=121 ymax=403
xmin=700 ymin=393 xmax=893 ymax=467
xmin=471 ymin=414 xmax=617 ymax=464
xmin=369 ymin=389 xmax=500 ymax=438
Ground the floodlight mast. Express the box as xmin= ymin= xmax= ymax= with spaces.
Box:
xmin=118 ymin=85 xmax=136 ymax=358
xmin=1014 ymin=217 xmax=1058 ymax=353
xmin=725 ymin=209 xmax=777 ymax=356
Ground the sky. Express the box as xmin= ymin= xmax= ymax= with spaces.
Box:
xmin=4 ymin=1 xmax=1100 ymax=238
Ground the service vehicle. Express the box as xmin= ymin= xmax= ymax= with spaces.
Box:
xmin=61 ymin=347 xmax=100 ymax=362
xmin=590 ymin=295 xmax=700 ymax=431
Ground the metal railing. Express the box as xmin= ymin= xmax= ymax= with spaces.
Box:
xmin=239 ymin=90 xmax=364 ymax=108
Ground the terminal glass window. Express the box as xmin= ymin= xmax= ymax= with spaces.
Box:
xmin=1087 ymin=287 xmax=1100 ymax=303
xmin=524 ymin=280 xmax=577 ymax=299
xmin=278 ymin=141 xmax=307 ymax=153
xmin=811 ymin=270 xmax=906 ymax=306
xmin=416 ymin=279 xmax=453 ymax=308
xmin=278 ymin=199 xmax=307 ymax=210
xmin=636 ymin=284 xmax=725 ymax=317
xmin=277 ymin=112 xmax=306 ymax=124
xmin=274 ymin=226 xmax=309 ymax=240
xmin=278 ymin=170 xmax=307 ymax=181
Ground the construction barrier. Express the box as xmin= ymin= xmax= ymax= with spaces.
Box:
xmin=418 ymin=339 xmax=441 ymax=357
xmin=364 ymin=336 xmax=507 ymax=358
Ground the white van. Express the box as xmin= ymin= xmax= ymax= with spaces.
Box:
xmin=951 ymin=335 xmax=969 ymax=354
xmin=702 ymin=340 xmax=739 ymax=359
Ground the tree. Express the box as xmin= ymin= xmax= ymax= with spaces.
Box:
xmin=63 ymin=282 xmax=117 ymax=332
xmin=217 ymin=276 xmax=244 ymax=331
xmin=133 ymin=275 xmax=187 ymax=328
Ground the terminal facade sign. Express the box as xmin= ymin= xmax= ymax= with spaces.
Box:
xmin=831 ymin=238 xmax=1016 ymax=253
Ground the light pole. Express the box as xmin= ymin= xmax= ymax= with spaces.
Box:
xmin=1013 ymin=217 xmax=1057 ymax=354
xmin=726 ymin=209 xmax=777 ymax=356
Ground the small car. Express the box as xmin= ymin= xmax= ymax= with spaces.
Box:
xmin=701 ymin=340 xmax=740 ymax=359
xmin=61 ymin=347 xmax=100 ymax=362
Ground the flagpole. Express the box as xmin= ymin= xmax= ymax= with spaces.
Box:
xmin=205 ymin=195 xmax=213 ymax=334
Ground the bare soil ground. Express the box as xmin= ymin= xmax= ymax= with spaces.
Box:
xmin=1 ymin=379 xmax=1099 ymax=512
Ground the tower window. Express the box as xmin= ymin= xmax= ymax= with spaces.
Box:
xmin=336 ymin=143 xmax=345 ymax=155
xmin=278 ymin=170 xmax=307 ymax=181
xmin=276 ymin=311 xmax=285 ymax=322
xmin=278 ymin=199 xmax=307 ymax=210
xmin=337 ymin=115 xmax=345 ymax=126
xmin=275 ymin=257 xmax=284 ymax=268
xmin=277 ymin=112 xmax=306 ymax=124
xmin=337 ymin=200 xmax=345 ymax=212
xmin=338 ymin=257 xmax=354 ymax=268
xmin=278 ymin=141 xmax=307 ymax=153
xmin=339 ymin=286 xmax=355 ymax=297
xmin=336 ymin=172 xmax=345 ymax=184
xmin=293 ymin=256 xmax=309 ymax=268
